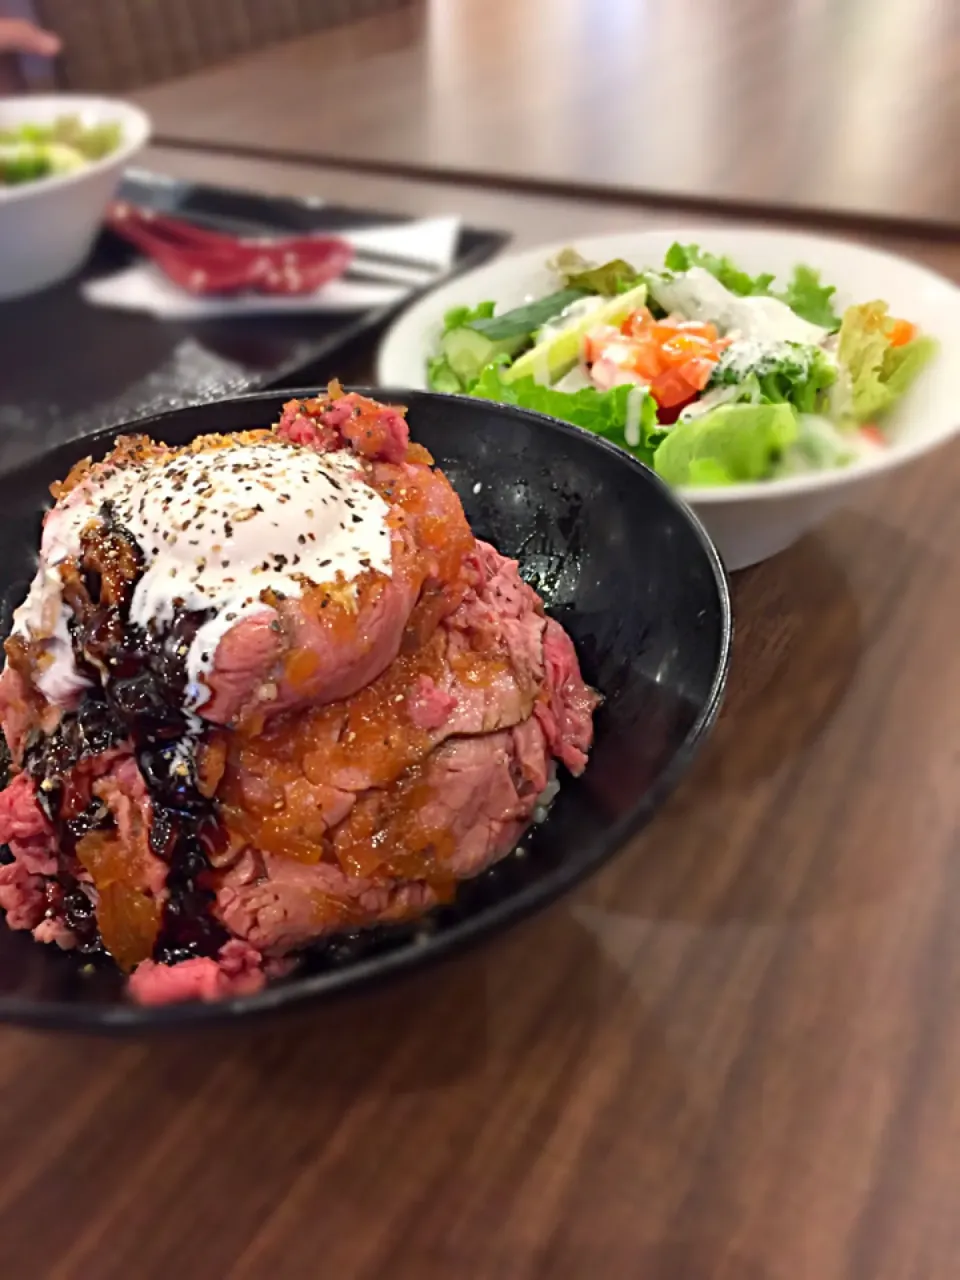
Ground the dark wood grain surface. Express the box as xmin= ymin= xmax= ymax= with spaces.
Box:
xmin=129 ymin=0 xmax=960 ymax=227
xmin=2 ymin=151 xmax=960 ymax=1278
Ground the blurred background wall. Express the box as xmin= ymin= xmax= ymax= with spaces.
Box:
xmin=27 ymin=0 xmax=418 ymax=92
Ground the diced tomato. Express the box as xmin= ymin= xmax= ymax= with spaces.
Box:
xmin=621 ymin=306 xmax=654 ymax=338
xmin=676 ymin=356 xmax=719 ymax=391
xmin=888 ymin=318 xmax=916 ymax=348
xmin=650 ymin=368 xmax=698 ymax=409
xmin=652 ymin=322 xmax=682 ymax=346
xmin=582 ymin=325 xmax=622 ymax=365
xmin=626 ymin=339 xmax=662 ymax=380
xmin=587 ymin=307 xmax=730 ymax=399
xmin=660 ymin=332 xmax=717 ymax=363
xmin=860 ymin=424 xmax=886 ymax=448
xmin=661 ymin=318 xmax=720 ymax=342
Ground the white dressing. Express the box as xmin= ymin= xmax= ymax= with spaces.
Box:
xmin=624 ymin=386 xmax=648 ymax=448
xmin=13 ymin=437 xmax=393 ymax=709
xmin=651 ymin=267 xmax=827 ymax=345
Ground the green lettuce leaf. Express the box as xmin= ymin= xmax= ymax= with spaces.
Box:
xmin=653 ymin=403 xmax=799 ymax=486
xmin=774 ymin=414 xmax=856 ymax=477
xmin=881 ymin=332 xmax=938 ymax=399
xmin=774 ymin=265 xmax=839 ymax=329
xmin=663 ymin=243 xmax=840 ymax=330
xmin=551 ymin=248 xmax=643 ymax=296
xmin=664 ymin=242 xmax=775 ymax=297
xmin=442 ymin=300 xmax=495 ymax=334
xmin=837 ymin=301 xmax=937 ymax=421
xmin=470 ymin=364 xmax=658 ymax=463
xmin=686 ymin=457 xmax=738 ymax=485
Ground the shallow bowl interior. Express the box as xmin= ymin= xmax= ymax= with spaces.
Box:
xmin=0 ymin=390 xmax=730 ymax=1029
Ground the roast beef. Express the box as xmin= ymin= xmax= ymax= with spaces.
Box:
xmin=128 ymin=938 xmax=266 ymax=1005
xmin=0 ymin=387 xmax=600 ymax=1006
xmin=277 ymin=390 xmax=410 ymax=464
xmin=200 ymin=443 xmax=475 ymax=728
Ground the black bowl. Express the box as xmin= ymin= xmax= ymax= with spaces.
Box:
xmin=0 ymin=389 xmax=731 ymax=1029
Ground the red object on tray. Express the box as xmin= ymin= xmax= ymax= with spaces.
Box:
xmin=105 ymin=202 xmax=354 ymax=296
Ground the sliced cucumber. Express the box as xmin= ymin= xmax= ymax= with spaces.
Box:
xmin=427 ymin=356 xmax=464 ymax=395
xmin=440 ymin=326 xmax=526 ymax=387
xmin=504 ymin=282 xmax=649 ymax=386
xmin=469 ymin=288 xmax=588 ymax=341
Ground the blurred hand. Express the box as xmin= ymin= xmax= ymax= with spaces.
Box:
xmin=0 ymin=18 xmax=60 ymax=57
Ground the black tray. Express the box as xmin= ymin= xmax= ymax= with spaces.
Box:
xmin=0 ymin=170 xmax=508 ymax=471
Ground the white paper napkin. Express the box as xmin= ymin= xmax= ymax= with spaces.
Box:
xmin=81 ymin=215 xmax=462 ymax=320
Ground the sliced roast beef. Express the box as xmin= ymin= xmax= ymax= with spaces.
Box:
xmin=0 ymin=387 xmax=599 ymax=1006
xmin=0 ymin=859 xmax=47 ymax=931
xmin=0 ymin=658 xmax=69 ymax=768
xmin=198 ymin=542 xmax=424 ymax=726
xmin=88 ymin=757 xmax=168 ymax=900
xmin=0 ymin=771 xmax=55 ymax=860
xmin=128 ymin=938 xmax=266 ymax=1005
xmin=407 ymin=675 xmax=458 ymax=731
xmin=216 ymin=719 xmax=552 ymax=955
xmin=535 ymin=618 xmax=601 ymax=775
xmin=0 ymin=667 xmax=38 ymax=766
xmin=331 ymin=725 xmax=547 ymax=882
xmin=218 ymin=545 xmax=546 ymax=863
xmin=216 ymin=857 xmax=437 ymax=956
xmin=276 ymin=390 xmax=409 ymax=464
xmin=199 ymin=449 xmax=474 ymax=728
xmin=0 ymin=751 xmax=170 ymax=966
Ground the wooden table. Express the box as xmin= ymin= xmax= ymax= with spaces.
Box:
xmin=131 ymin=0 xmax=960 ymax=229
xmin=2 ymin=147 xmax=960 ymax=1278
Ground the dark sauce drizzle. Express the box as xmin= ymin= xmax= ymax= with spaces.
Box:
xmin=21 ymin=506 xmax=229 ymax=967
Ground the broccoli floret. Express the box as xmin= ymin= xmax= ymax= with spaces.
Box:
xmin=709 ymin=341 xmax=836 ymax=415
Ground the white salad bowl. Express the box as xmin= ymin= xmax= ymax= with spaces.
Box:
xmin=377 ymin=227 xmax=960 ymax=570
xmin=0 ymin=95 xmax=150 ymax=301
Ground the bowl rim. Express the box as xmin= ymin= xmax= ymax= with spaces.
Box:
xmin=376 ymin=222 xmax=960 ymax=504
xmin=0 ymin=387 xmax=732 ymax=1031
xmin=0 ymin=93 xmax=151 ymax=205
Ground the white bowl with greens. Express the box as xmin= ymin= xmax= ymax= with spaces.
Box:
xmin=378 ymin=228 xmax=960 ymax=569
xmin=0 ymin=95 xmax=150 ymax=301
